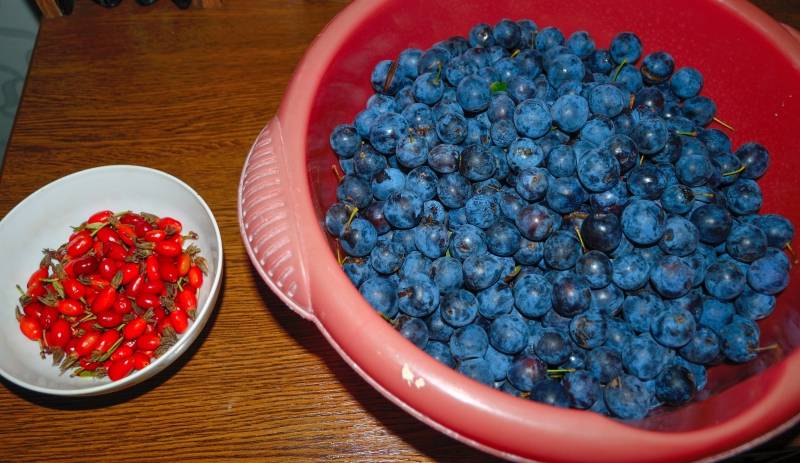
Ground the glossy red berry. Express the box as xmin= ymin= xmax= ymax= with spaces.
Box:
xmin=175 ymin=288 xmax=197 ymax=311
xmin=123 ymin=318 xmax=147 ymax=340
xmin=126 ymin=274 xmax=146 ymax=297
xmin=187 ymin=265 xmax=203 ymax=289
xmin=151 ymin=307 xmax=166 ymax=323
xmin=177 ymin=253 xmax=191 ymax=276
xmin=119 ymin=212 xmax=144 ymax=226
xmin=145 ymin=255 xmax=160 ymax=282
xmin=26 ymin=278 xmax=46 ymax=298
xmin=116 ymin=223 xmax=136 ymax=246
xmin=157 ymin=217 xmax=182 ymax=235
xmin=69 ymin=255 xmax=99 ymax=277
xmin=75 ymin=330 xmax=101 ymax=357
xmin=87 ymin=210 xmax=113 ymax=224
xmin=95 ymin=227 xmax=121 ymax=245
xmin=66 ymin=231 xmax=92 ymax=258
xmin=79 ymin=358 xmax=99 ymax=371
xmin=135 ymin=293 xmax=162 ymax=310
xmin=155 ymin=240 xmax=181 ymax=258
xmin=91 ymin=286 xmax=116 ymax=314
xmin=141 ymin=279 xmax=165 ymax=295
xmin=112 ymin=294 xmax=133 ymax=314
xmin=98 ymin=258 xmax=119 ymax=281
xmin=108 ymin=357 xmax=135 ymax=381
xmin=166 ymin=233 xmax=183 ymax=247
xmin=157 ymin=317 xmax=174 ymax=333
xmin=38 ymin=306 xmax=60 ymax=329
xmin=110 ymin=345 xmax=133 ymax=362
xmin=95 ymin=329 xmax=120 ymax=353
xmin=62 ymin=278 xmax=86 ymax=299
xmin=159 ymin=259 xmax=179 ymax=283
xmin=19 ymin=315 xmax=42 ymax=341
xmin=23 ymin=301 xmax=44 ymax=320
xmin=86 ymin=274 xmax=109 ymax=291
xmin=27 ymin=267 xmax=49 ymax=290
xmin=170 ymin=310 xmax=189 ymax=334
xmin=65 ymin=338 xmax=79 ymax=356
xmin=134 ymin=220 xmax=153 ymax=238
xmin=57 ymin=299 xmax=84 ymax=317
xmin=45 ymin=318 xmax=71 ymax=349
xmin=136 ymin=333 xmax=161 ymax=351
xmin=120 ymin=263 xmax=139 ymax=284
xmin=132 ymin=352 xmax=151 ymax=370
xmin=144 ymin=229 xmax=166 ymax=242
xmin=97 ymin=310 xmax=123 ymax=329
xmin=104 ymin=242 xmax=128 ymax=262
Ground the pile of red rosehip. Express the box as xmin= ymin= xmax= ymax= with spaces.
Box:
xmin=16 ymin=210 xmax=206 ymax=381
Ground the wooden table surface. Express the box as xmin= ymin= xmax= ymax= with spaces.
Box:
xmin=0 ymin=1 xmax=798 ymax=461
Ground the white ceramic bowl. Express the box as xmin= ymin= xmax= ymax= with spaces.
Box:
xmin=0 ymin=165 xmax=223 ymax=396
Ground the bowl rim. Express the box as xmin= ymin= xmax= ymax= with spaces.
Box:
xmin=0 ymin=164 xmax=224 ymax=397
xmin=248 ymin=1 xmax=800 ymax=460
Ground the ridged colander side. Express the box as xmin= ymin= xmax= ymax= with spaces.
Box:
xmin=238 ymin=119 xmax=313 ymax=319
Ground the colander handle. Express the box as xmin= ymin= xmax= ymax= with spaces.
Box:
xmin=239 ymin=117 xmax=315 ymax=321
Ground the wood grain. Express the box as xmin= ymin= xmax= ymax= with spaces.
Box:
xmin=194 ymin=0 xmax=224 ymax=8
xmin=0 ymin=1 xmax=798 ymax=462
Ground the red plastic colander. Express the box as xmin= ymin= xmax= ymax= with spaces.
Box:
xmin=238 ymin=1 xmax=800 ymax=461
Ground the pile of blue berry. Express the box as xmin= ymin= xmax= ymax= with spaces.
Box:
xmin=323 ymin=19 xmax=795 ymax=420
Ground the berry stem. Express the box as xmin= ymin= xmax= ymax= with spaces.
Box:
xmin=695 ymin=192 xmax=715 ymax=203
xmin=784 ymin=243 xmax=799 ymax=265
xmin=433 ymin=62 xmax=443 ymax=86
xmin=574 ymin=226 xmax=587 ymax=253
xmin=90 ymin=222 xmax=110 ymax=237
xmin=751 ymin=343 xmax=779 ymax=353
xmin=38 ymin=339 xmax=47 ymax=359
xmin=346 ymin=207 xmax=359 ymax=228
xmin=612 ymin=58 xmax=628 ymax=82
xmin=58 ymin=354 xmax=79 ymax=375
xmin=92 ymin=336 xmax=125 ymax=363
xmin=510 ymin=49 xmax=521 ymax=58
xmin=336 ymin=241 xmax=344 ymax=266
xmin=503 ymin=265 xmax=522 ymax=284
xmin=675 ymin=130 xmax=697 ymax=137
xmin=713 ymin=116 xmax=735 ymax=131
xmin=722 ymin=165 xmax=746 ymax=177
xmin=331 ymin=164 xmax=344 ymax=182
xmin=73 ymin=313 xmax=97 ymax=327
xmin=382 ymin=59 xmax=399 ymax=94
xmin=563 ymin=211 xmax=589 ymax=221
